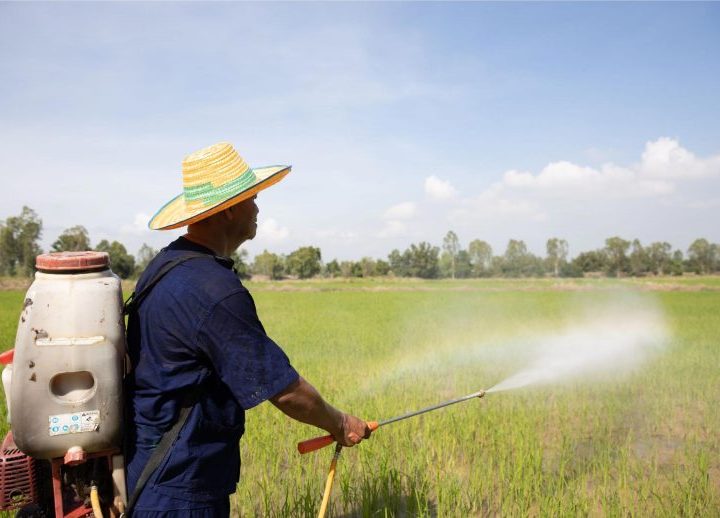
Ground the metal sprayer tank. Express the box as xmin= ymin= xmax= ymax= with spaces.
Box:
xmin=9 ymin=251 xmax=126 ymax=460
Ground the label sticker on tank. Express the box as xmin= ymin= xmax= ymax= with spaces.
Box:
xmin=48 ymin=411 xmax=100 ymax=436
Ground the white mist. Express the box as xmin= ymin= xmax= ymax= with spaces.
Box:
xmin=486 ymin=295 xmax=669 ymax=393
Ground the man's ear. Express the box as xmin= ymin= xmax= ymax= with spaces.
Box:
xmin=222 ymin=206 xmax=236 ymax=221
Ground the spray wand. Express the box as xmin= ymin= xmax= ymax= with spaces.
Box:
xmin=298 ymin=389 xmax=486 ymax=454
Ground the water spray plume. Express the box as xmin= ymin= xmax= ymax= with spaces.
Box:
xmin=487 ymin=295 xmax=669 ymax=393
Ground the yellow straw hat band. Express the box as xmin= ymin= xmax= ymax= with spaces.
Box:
xmin=149 ymin=142 xmax=291 ymax=230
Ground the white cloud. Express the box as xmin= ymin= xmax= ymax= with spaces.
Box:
xmin=258 ymin=218 xmax=289 ymax=242
xmin=383 ymin=201 xmax=416 ymax=220
xmin=640 ymin=137 xmax=720 ymax=179
xmin=452 ymin=183 xmax=547 ymax=223
xmin=504 ymin=162 xmax=597 ymax=189
xmin=120 ymin=212 xmax=152 ymax=235
xmin=315 ymin=228 xmax=359 ymax=242
xmin=424 ymin=175 xmax=457 ymax=201
xmin=684 ymin=198 xmax=720 ymax=210
xmin=378 ymin=220 xmax=408 ymax=238
xmin=494 ymin=137 xmax=717 ymax=200
xmin=502 ymin=161 xmax=674 ymax=198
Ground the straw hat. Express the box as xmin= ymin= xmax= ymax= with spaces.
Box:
xmin=149 ymin=142 xmax=290 ymax=230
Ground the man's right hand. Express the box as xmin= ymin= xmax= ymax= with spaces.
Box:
xmin=333 ymin=413 xmax=372 ymax=447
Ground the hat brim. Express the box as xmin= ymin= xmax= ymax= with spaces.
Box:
xmin=148 ymin=165 xmax=291 ymax=230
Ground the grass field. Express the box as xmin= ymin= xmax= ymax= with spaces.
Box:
xmin=0 ymin=278 xmax=718 ymax=516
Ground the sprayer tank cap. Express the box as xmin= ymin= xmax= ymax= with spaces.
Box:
xmin=35 ymin=251 xmax=110 ymax=273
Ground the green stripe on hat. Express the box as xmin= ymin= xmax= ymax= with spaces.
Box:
xmin=184 ymin=168 xmax=257 ymax=203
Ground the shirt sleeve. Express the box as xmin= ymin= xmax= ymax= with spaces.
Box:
xmin=196 ymin=288 xmax=299 ymax=410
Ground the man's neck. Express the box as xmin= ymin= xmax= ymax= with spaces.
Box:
xmin=183 ymin=232 xmax=237 ymax=257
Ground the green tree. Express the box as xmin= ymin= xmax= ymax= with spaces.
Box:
xmin=134 ymin=243 xmax=158 ymax=276
xmin=406 ymin=242 xmax=440 ymax=279
xmin=441 ymin=230 xmax=460 ymax=279
xmin=95 ymin=240 xmax=136 ymax=279
xmin=52 ymin=225 xmax=90 ymax=252
xmin=286 ymin=246 xmax=322 ymax=279
xmin=324 ymin=259 xmax=341 ymax=278
xmin=501 ymin=239 xmax=542 ymax=277
xmin=230 ymin=248 xmax=251 ymax=279
xmin=439 ymin=252 xmax=453 ymax=278
xmin=252 ymin=250 xmax=284 ymax=280
xmin=467 ymin=240 xmax=493 ymax=277
xmin=546 ymin=238 xmax=569 ymax=277
xmin=629 ymin=239 xmax=650 ymax=277
xmin=558 ymin=261 xmax=584 ymax=278
xmin=0 ymin=224 xmax=12 ymax=275
xmin=572 ymin=250 xmax=607 ymax=274
xmin=0 ymin=206 xmax=43 ymax=276
xmin=388 ymin=249 xmax=410 ymax=277
xmin=490 ymin=255 xmax=505 ymax=277
xmin=647 ymin=242 xmax=673 ymax=275
xmin=604 ymin=236 xmax=631 ymax=277
xmin=339 ymin=260 xmax=355 ymax=277
xmin=350 ymin=261 xmax=363 ymax=277
xmin=455 ymin=250 xmax=472 ymax=278
xmin=375 ymin=259 xmax=390 ymax=276
xmin=670 ymin=249 xmax=684 ymax=276
xmin=359 ymin=257 xmax=376 ymax=277
xmin=687 ymin=238 xmax=716 ymax=274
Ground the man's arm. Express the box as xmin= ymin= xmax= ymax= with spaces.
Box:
xmin=270 ymin=376 xmax=371 ymax=447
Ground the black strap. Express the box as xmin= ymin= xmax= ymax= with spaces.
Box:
xmin=123 ymin=391 xmax=198 ymax=517
xmin=123 ymin=252 xmax=211 ymax=316
xmin=121 ymin=251 xmax=212 ymax=516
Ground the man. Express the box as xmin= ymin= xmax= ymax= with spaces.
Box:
xmin=125 ymin=142 xmax=370 ymax=516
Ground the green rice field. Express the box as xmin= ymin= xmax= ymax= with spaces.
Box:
xmin=1 ymin=277 xmax=719 ymax=516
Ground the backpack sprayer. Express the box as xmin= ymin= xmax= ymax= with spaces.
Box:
xmin=298 ymin=390 xmax=487 ymax=518
xmin=1 ymin=252 xmax=127 ymax=517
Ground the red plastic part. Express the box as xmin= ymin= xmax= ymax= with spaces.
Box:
xmin=63 ymin=447 xmax=87 ymax=466
xmin=297 ymin=433 xmax=335 ymax=454
xmin=0 ymin=431 xmax=39 ymax=511
xmin=35 ymin=252 xmax=109 ymax=272
xmin=0 ymin=349 xmax=13 ymax=365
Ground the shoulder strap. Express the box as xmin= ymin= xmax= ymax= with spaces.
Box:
xmin=123 ymin=390 xmax=198 ymax=517
xmin=122 ymin=252 xmax=210 ymax=316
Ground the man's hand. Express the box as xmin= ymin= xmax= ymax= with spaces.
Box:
xmin=270 ymin=376 xmax=371 ymax=448
xmin=334 ymin=413 xmax=372 ymax=447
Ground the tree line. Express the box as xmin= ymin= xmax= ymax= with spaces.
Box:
xmin=1 ymin=206 xmax=719 ymax=280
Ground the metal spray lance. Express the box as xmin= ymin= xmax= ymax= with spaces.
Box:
xmin=299 ymin=389 xmax=486 ymax=454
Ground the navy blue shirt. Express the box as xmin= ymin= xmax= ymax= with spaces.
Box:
xmin=125 ymin=237 xmax=299 ymax=505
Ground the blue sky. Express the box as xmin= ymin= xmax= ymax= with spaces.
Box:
xmin=1 ymin=2 xmax=718 ymax=261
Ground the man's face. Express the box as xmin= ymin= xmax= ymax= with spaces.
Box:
xmin=230 ymin=195 xmax=259 ymax=242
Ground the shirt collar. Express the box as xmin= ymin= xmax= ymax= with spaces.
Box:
xmin=168 ymin=236 xmax=235 ymax=270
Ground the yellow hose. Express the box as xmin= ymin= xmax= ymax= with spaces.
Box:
xmin=90 ymin=485 xmax=103 ymax=518
xmin=317 ymin=444 xmax=342 ymax=518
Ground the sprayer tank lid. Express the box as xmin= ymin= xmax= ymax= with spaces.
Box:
xmin=35 ymin=251 xmax=110 ymax=273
